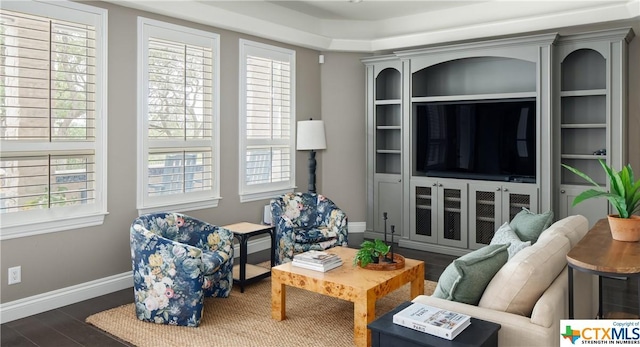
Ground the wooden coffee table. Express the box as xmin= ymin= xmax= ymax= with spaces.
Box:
xmin=271 ymin=246 xmax=425 ymax=347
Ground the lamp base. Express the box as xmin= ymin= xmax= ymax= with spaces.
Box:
xmin=308 ymin=150 xmax=317 ymax=193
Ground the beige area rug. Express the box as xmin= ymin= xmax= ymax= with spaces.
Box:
xmin=87 ymin=273 xmax=436 ymax=347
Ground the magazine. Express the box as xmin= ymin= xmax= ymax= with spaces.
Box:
xmin=392 ymin=302 xmax=471 ymax=340
xmin=291 ymin=257 xmax=343 ymax=272
xmin=293 ymin=250 xmax=340 ymax=264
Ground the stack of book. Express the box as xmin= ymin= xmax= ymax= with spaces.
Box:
xmin=392 ymin=302 xmax=471 ymax=340
xmin=291 ymin=250 xmax=343 ymax=272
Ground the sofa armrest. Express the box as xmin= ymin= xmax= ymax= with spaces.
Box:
xmin=531 ymin=266 xmax=595 ymax=325
xmin=411 ymin=295 xmax=557 ymax=347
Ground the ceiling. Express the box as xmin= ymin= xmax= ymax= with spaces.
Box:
xmin=109 ymin=0 xmax=640 ymax=52
xmin=263 ymin=1 xmax=482 ymax=21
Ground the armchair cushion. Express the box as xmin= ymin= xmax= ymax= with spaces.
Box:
xmin=293 ymin=226 xmax=338 ymax=244
xmin=200 ymin=250 xmax=225 ymax=276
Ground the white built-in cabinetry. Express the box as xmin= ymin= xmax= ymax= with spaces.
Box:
xmin=363 ymin=28 xmax=633 ymax=256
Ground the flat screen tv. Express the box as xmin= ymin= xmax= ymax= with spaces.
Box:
xmin=415 ymin=98 xmax=536 ymax=183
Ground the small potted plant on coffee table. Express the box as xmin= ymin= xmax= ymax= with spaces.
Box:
xmin=353 ymin=238 xmax=406 ymax=270
xmin=353 ymin=239 xmax=391 ymax=267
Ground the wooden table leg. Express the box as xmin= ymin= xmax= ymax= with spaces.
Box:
xmin=353 ymin=293 xmax=376 ymax=347
xmin=410 ymin=263 xmax=425 ymax=299
xmin=271 ymin=276 xmax=286 ymax=320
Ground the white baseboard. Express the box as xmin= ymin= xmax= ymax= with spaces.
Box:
xmin=0 ymin=222 xmax=365 ymax=324
xmin=0 ymin=272 xmax=133 ymax=324
xmin=349 ymin=221 xmax=365 ymax=233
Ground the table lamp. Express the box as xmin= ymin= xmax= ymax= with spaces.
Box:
xmin=296 ymin=119 xmax=326 ymax=193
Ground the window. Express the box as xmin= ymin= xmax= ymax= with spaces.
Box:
xmin=239 ymin=39 xmax=295 ymax=202
xmin=137 ymin=18 xmax=220 ymax=214
xmin=0 ymin=1 xmax=107 ymax=240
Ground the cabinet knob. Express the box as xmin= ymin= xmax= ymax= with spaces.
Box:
xmin=438 ymin=183 xmax=443 ymax=187
xmin=432 ymin=183 xmax=437 ymax=187
xmin=398 ymin=179 xmax=402 ymax=183
xmin=503 ymin=188 xmax=508 ymax=192
xmin=561 ymin=190 xmax=566 ymax=194
xmin=496 ymin=187 xmax=501 ymax=191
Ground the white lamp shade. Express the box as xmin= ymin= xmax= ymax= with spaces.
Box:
xmin=297 ymin=120 xmax=327 ymax=150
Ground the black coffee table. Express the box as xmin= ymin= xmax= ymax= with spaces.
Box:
xmin=368 ymin=301 xmax=501 ymax=347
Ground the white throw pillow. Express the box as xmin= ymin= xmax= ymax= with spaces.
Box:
xmin=489 ymin=222 xmax=531 ymax=259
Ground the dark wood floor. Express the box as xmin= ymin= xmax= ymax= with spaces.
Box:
xmin=2 ymin=234 xmax=637 ymax=347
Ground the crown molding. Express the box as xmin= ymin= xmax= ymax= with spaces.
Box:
xmin=106 ymin=0 xmax=639 ymax=52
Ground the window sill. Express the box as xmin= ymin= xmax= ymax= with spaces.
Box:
xmin=137 ymin=197 xmax=221 ymax=215
xmin=0 ymin=212 xmax=108 ymax=240
xmin=240 ymin=188 xmax=294 ymax=203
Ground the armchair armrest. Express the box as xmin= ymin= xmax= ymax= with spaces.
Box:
xmin=317 ymin=197 xmax=348 ymax=245
xmin=323 ymin=208 xmax=347 ymax=232
xmin=274 ymin=214 xmax=296 ymax=238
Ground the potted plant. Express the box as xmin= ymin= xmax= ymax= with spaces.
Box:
xmin=562 ymin=159 xmax=640 ymax=241
xmin=353 ymin=239 xmax=390 ymax=268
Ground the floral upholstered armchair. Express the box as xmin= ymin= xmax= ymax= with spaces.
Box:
xmin=130 ymin=212 xmax=234 ymax=327
xmin=271 ymin=192 xmax=348 ymax=264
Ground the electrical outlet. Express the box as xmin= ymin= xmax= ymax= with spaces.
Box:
xmin=8 ymin=266 xmax=21 ymax=285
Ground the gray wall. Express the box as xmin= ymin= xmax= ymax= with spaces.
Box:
xmin=319 ymin=52 xmax=368 ymax=222
xmin=1 ymin=2 xmax=638 ymax=306
xmin=0 ymin=1 xmax=322 ymax=303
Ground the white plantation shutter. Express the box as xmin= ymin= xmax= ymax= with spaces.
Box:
xmin=0 ymin=154 xmax=95 ymax=213
xmin=0 ymin=1 xmax=107 ymax=239
xmin=239 ymin=40 xmax=295 ymax=202
xmin=138 ymin=18 xmax=220 ymax=213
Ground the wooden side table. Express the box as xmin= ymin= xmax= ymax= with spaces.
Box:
xmin=223 ymin=222 xmax=275 ymax=293
xmin=566 ymin=218 xmax=640 ymax=318
xmin=367 ymin=301 xmax=501 ymax=347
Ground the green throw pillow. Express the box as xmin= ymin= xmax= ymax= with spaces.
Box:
xmin=509 ymin=208 xmax=554 ymax=243
xmin=432 ymin=244 xmax=509 ymax=305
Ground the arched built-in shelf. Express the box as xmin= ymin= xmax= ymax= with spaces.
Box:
xmin=376 ymin=68 xmax=401 ymax=101
xmin=561 ymin=49 xmax=606 ymax=91
xmin=560 ymin=48 xmax=608 ymax=187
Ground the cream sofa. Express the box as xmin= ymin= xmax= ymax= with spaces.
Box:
xmin=413 ymin=215 xmax=594 ymax=347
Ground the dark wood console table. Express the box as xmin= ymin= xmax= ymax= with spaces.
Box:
xmin=566 ymin=218 xmax=640 ymax=318
xmin=368 ymin=301 xmax=500 ymax=347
